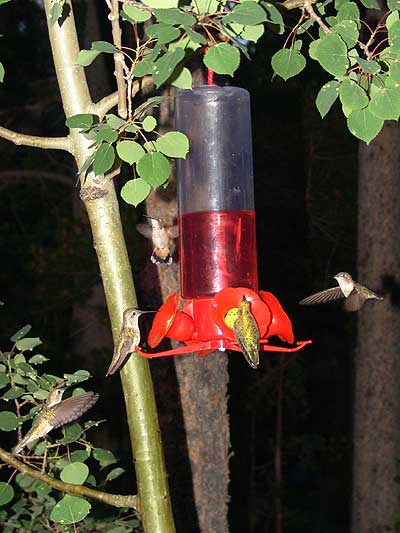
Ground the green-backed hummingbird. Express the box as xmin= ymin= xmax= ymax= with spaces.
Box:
xmin=233 ymin=297 xmax=260 ymax=368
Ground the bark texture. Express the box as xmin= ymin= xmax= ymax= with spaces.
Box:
xmin=353 ymin=121 xmax=400 ymax=532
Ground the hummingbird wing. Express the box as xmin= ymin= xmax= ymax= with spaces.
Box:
xmin=136 ymin=223 xmax=153 ymax=240
xmin=299 ymin=286 xmax=344 ymax=306
xmin=343 ymin=291 xmax=366 ymax=312
xmin=51 ymin=391 xmax=99 ymax=428
xmin=106 ymin=331 xmax=138 ymax=376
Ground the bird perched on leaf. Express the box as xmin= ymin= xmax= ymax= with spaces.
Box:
xmin=12 ymin=387 xmax=98 ymax=455
xmin=299 ymin=271 xmax=384 ymax=311
xmin=136 ymin=216 xmax=178 ymax=265
xmin=233 ymin=297 xmax=260 ymax=369
xmin=106 ymin=307 xmax=154 ymax=376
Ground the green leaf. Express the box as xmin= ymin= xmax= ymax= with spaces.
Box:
xmin=122 ymin=4 xmax=152 ymax=22
xmin=204 ymin=43 xmax=240 ymax=77
xmin=16 ymin=362 xmax=37 ymax=377
xmin=95 ymin=127 xmax=118 ymax=144
xmin=0 ymin=0 xmax=11 ymax=4
xmin=50 ymin=495 xmax=91 ymax=524
xmin=121 ymin=179 xmax=151 ymax=206
xmin=0 ymin=375 xmax=10 ymax=390
xmin=347 ymin=106 xmax=383 ymax=144
xmin=153 ymin=48 xmax=185 ymax=87
xmin=117 ymin=140 xmax=145 ymax=164
xmin=105 ymin=467 xmax=125 ymax=482
xmin=156 ymin=131 xmax=189 ymax=158
xmin=66 ymin=114 xmax=94 ymax=129
xmin=240 ymin=24 xmax=265 ymax=42
xmin=70 ymin=449 xmax=90 ymax=462
xmin=185 ymin=27 xmax=207 ymax=45
xmin=360 ymin=0 xmax=379 ymax=7
xmin=0 ymin=62 xmax=4 ymax=83
xmin=91 ymin=41 xmax=118 ymax=53
xmin=368 ymin=84 xmax=400 ymax=120
xmin=309 ymin=33 xmax=349 ymax=78
xmin=225 ymin=2 xmax=267 ymax=25
xmin=0 ymin=483 xmax=14 ymax=506
xmin=16 ymin=337 xmax=42 ymax=351
xmin=171 ymin=66 xmax=193 ymax=89
xmin=60 ymin=462 xmax=89 ymax=485
xmin=339 ymin=78 xmax=369 ymax=117
xmin=0 ymin=411 xmax=19 ymax=431
xmin=133 ymin=96 xmax=164 ymax=120
xmin=14 ymin=353 xmax=26 ymax=365
xmin=77 ymin=49 xmax=101 ymax=66
xmin=106 ymin=114 xmax=126 ymax=130
xmin=93 ymin=448 xmax=117 ymax=467
xmin=133 ymin=58 xmax=153 ymax=78
xmin=262 ymin=2 xmax=284 ymax=32
xmin=33 ymin=389 xmax=50 ymax=400
xmin=58 ymin=422 xmax=84 ymax=444
xmin=146 ymin=23 xmax=181 ymax=45
xmin=388 ymin=0 xmax=400 ymax=9
xmin=10 ymin=324 xmax=32 ymax=342
xmin=64 ymin=370 xmax=91 ymax=385
xmin=93 ymin=143 xmax=115 ymax=175
xmin=154 ymin=8 xmax=196 ymax=25
xmin=142 ymin=0 xmax=178 ymax=6
xmin=29 ymin=354 xmax=49 ymax=365
xmin=357 ymin=57 xmax=380 ymax=74
xmin=137 ymin=152 xmax=170 ymax=187
xmin=336 ymin=2 xmax=360 ymax=25
xmin=332 ymin=20 xmax=359 ymax=48
xmin=271 ymin=48 xmax=306 ymax=81
xmin=2 ymin=386 xmax=25 ymax=400
xmin=143 ymin=116 xmax=157 ymax=132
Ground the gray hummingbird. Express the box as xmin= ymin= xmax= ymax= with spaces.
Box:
xmin=299 ymin=271 xmax=384 ymax=312
xmin=12 ymin=388 xmax=99 ymax=455
xmin=233 ymin=297 xmax=260 ymax=369
xmin=136 ymin=216 xmax=178 ymax=265
xmin=106 ymin=307 xmax=155 ymax=376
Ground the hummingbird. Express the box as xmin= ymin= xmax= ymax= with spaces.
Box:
xmin=299 ymin=272 xmax=384 ymax=311
xmin=106 ymin=307 xmax=155 ymax=376
xmin=233 ymin=297 xmax=260 ymax=369
xmin=136 ymin=216 xmax=178 ymax=265
xmin=12 ymin=388 xmax=99 ymax=455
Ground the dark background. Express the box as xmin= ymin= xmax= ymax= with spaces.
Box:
xmin=0 ymin=2 xmax=358 ymax=531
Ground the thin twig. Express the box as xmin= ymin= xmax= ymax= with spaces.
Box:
xmin=0 ymin=126 xmax=71 ymax=152
xmin=303 ymin=0 xmax=330 ymax=34
xmin=0 ymin=447 xmax=138 ymax=509
xmin=109 ymin=0 xmax=128 ymax=118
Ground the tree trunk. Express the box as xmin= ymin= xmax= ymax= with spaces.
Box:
xmin=353 ymin=121 xmax=400 ymax=532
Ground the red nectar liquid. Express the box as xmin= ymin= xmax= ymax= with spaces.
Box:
xmin=179 ymin=210 xmax=258 ymax=299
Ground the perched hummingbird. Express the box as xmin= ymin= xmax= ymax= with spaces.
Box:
xmin=106 ymin=307 xmax=154 ymax=376
xmin=299 ymin=272 xmax=384 ymax=312
xmin=233 ymin=297 xmax=260 ymax=369
xmin=12 ymin=388 xmax=99 ymax=455
xmin=136 ymin=216 xmax=178 ymax=265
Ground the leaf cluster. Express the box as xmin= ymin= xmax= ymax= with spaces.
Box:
xmin=0 ymin=325 xmax=133 ymax=530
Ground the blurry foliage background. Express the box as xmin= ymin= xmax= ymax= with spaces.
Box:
xmin=0 ymin=1 xmax=358 ymax=531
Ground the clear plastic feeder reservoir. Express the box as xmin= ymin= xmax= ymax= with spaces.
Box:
xmin=175 ymin=86 xmax=258 ymax=299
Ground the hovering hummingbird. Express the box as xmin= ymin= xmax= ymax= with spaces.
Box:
xmin=12 ymin=388 xmax=98 ymax=455
xmin=106 ymin=307 xmax=154 ymax=376
xmin=233 ymin=297 xmax=260 ymax=369
xmin=136 ymin=216 xmax=178 ymax=265
xmin=299 ymin=271 xmax=384 ymax=312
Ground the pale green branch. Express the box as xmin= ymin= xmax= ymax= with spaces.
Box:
xmin=90 ymin=76 xmax=154 ymax=120
xmin=110 ymin=0 xmax=128 ymax=119
xmin=0 ymin=126 xmax=71 ymax=152
xmin=0 ymin=447 xmax=138 ymax=509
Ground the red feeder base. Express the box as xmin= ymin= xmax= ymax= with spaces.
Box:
xmin=136 ymin=287 xmax=311 ymax=360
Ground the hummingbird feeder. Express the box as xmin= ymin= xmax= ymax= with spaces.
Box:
xmin=137 ymin=86 xmax=311 ymax=362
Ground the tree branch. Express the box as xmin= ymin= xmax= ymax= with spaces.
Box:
xmin=0 ymin=447 xmax=138 ymax=509
xmin=90 ymin=76 xmax=155 ymax=119
xmin=303 ymin=0 xmax=331 ymax=33
xmin=281 ymin=0 xmax=316 ymax=10
xmin=0 ymin=126 xmax=71 ymax=152
xmin=109 ymin=0 xmax=127 ymax=119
